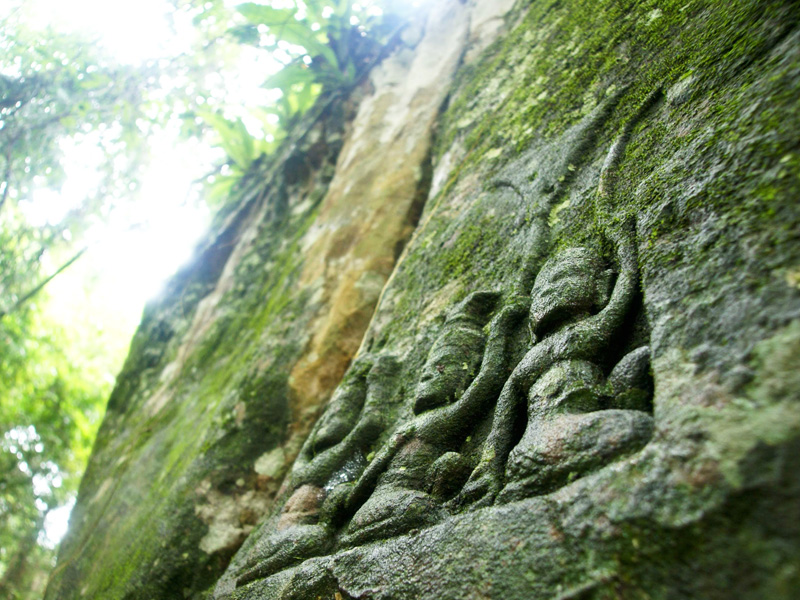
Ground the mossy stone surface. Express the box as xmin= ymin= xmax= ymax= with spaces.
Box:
xmin=223 ymin=0 xmax=800 ymax=597
xmin=48 ymin=0 xmax=800 ymax=598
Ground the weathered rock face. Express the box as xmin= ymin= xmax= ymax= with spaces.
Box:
xmin=48 ymin=0 xmax=800 ymax=599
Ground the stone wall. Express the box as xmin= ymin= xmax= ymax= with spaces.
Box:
xmin=47 ymin=0 xmax=800 ymax=598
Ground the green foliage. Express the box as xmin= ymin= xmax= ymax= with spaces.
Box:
xmin=0 ymin=286 xmax=112 ymax=598
xmin=184 ymin=0 xmax=391 ymax=196
xmin=0 ymin=24 xmax=155 ymax=217
xmin=0 ymin=14 xmax=158 ymax=599
xmin=197 ymin=108 xmax=283 ymax=205
xmin=237 ymin=3 xmax=343 ymax=72
xmin=236 ymin=0 xmax=385 ymax=114
xmin=198 ymin=110 xmax=273 ymax=171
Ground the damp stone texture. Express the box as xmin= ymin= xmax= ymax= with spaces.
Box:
xmin=47 ymin=1 xmax=800 ymax=599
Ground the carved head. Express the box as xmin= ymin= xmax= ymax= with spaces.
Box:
xmin=529 ymin=247 xmax=613 ymax=335
xmin=276 ymin=484 xmax=325 ymax=530
xmin=311 ymin=356 xmax=372 ymax=455
xmin=414 ymin=291 xmax=497 ymax=414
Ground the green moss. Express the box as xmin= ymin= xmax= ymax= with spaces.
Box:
xmin=48 ymin=91 xmax=352 ymax=600
xmin=437 ymin=0 xmax=797 ymax=196
xmin=52 ymin=1 xmax=800 ymax=597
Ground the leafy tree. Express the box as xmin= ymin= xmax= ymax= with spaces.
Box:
xmin=0 ymin=22 xmax=157 ymax=210
xmin=184 ymin=0 xmax=395 ymax=203
xmin=231 ymin=0 xmax=394 ymax=124
xmin=0 ymin=316 xmax=109 ymax=599
xmin=0 ymin=16 xmax=160 ymax=320
xmin=0 ymin=12 xmax=159 ymax=598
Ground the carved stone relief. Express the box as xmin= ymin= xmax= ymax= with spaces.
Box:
xmin=458 ymin=237 xmax=654 ymax=507
xmin=215 ymin=90 xmax=663 ymax=598
xmin=235 ymin=352 xmax=402 ymax=587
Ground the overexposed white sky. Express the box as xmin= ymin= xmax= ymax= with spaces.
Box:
xmin=23 ymin=0 xmax=183 ymax=62
xmin=15 ymin=0 xmax=216 ymax=326
xmin=12 ymin=0 xmax=285 ymax=331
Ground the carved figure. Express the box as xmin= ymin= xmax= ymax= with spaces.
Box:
xmin=458 ymin=227 xmax=654 ymax=506
xmin=498 ymin=347 xmax=653 ymax=502
xmin=235 ymin=352 xmax=400 ymax=587
xmin=337 ymin=290 xmax=526 ymax=546
xmin=291 ymin=352 xmax=401 ymax=493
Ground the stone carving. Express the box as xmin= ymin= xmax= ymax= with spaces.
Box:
xmin=235 ymin=352 xmax=401 ymax=587
xmin=222 ymin=90 xmax=664 ymax=591
xmin=446 ymin=91 xmax=664 ymax=508
xmin=458 ymin=232 xmax=654 ymax=506
xmin=337 ymin=290 xmax=524 ymax=546
xmin=229 ymin=228 xmax=655 ymax=590
xmin=230 ymin=292 xmax=519 ymax=588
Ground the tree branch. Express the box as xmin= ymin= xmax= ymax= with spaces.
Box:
xmin=0 ymin=246 xmax=87 ymax=322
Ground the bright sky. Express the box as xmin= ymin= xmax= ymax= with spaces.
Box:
xmin=15 ymin=0 xmax=210 ymax=324
xmin=14 ymin=0 xmax=286 ymax=329
xmin=22 ymin=0 xmax=181 ymax=61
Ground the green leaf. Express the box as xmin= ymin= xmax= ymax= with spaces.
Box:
xmin=207 ymin=173 xmax=240 ymax=207
xmin=228 ymin=24 xmax=260 ymax=45
xmin=236 ymin=4 xmax=297 ymax=28
xmin=195 ymin=110 xmax=247 ymax=169
xmin=237 ymin=3 xmax=339 ymax=69
xmin=262 ymin=61 xmax=316 ymax=90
